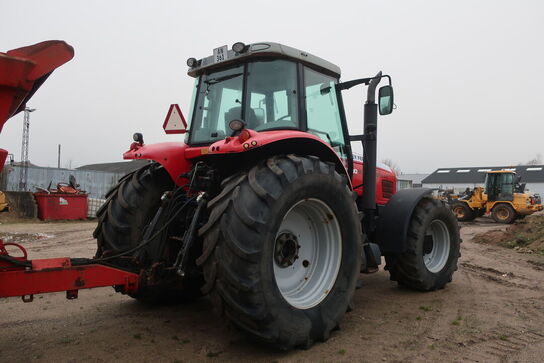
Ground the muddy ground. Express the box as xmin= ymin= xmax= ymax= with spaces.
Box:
xmin=1 ymin=217 xmax=543 ymax=363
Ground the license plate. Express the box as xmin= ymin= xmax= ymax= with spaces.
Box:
xmin=213 ymin=45 xmax=228 ymax=63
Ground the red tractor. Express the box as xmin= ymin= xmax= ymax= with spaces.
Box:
xmin=94 ymin=42 xmax=461 ymax=349
xmin=0 ymin=41 xmax=460 ymax=350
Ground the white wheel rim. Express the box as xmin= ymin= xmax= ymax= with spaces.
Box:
xmin=423 ymin=219 xmax=451 ymax=273
xmin=273 ymin=198 xmax=342 ymax=309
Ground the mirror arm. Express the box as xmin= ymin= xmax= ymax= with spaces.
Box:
xmin=337 ymin=77 xmax=372 ymax=91
xmin=337 ymin=74 xmax=392 ymax=92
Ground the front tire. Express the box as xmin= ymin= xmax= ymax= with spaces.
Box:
xmin=451 ymin=201 xmax=475 ymax=221
xmin=386 ymin=197 xmax=461 ymax=291
xmin=197 ymin=155 xmax=361 ymax=349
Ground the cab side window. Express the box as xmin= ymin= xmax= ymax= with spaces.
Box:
xmin=304 ymin=68 xmax=346 ymax=157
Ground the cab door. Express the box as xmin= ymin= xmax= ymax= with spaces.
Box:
xmin=303 ymin=67 xmax=347 ymax=160
xmin=486 ymin=173 xmax=514 ymax=201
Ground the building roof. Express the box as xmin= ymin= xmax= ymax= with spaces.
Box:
xmin=77 ymin=159 xmax=150 ymax=174
xmin=422 ymin=165 xmax=544 ymax=184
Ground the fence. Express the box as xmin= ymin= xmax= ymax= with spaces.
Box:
xmin=0 ymin=165 xmax=125 ymax=199
xmin=88 ymin=198 xmax=106 ymax=218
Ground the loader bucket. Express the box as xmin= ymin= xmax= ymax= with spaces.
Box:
xmin=0 ymin=40 xmax=74 ymax=133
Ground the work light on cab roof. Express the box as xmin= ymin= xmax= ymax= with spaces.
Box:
xmin=232 ymin=42 xmax=248 ymax=53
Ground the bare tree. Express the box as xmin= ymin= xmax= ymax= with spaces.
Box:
xmin=381 ymin=158 xmax=402 ymax=175
xmin=525 ymin=153 xmax=542 ymax=165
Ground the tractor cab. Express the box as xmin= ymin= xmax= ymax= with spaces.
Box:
xmin=185 ymin=43 xmax=349 ymax=160
xmin=485 ymin=170 xmax=515 ymax=202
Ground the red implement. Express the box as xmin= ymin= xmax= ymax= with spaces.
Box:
xmin=0 ymin=240 xmax=139 ymax=300
xmin=0 ymin=40 xmax=74 ymax=134
xmin=0 ymin=41 xmax=142 ymax=301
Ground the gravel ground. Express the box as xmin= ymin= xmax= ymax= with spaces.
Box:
xmin=1 ymin=217 xmax=543 ymax=362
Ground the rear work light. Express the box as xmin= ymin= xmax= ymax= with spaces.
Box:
xmin=239 ymin=129 xmax=251 ymax=143
xmin=187 ymin=57 xmax=198 ymax=67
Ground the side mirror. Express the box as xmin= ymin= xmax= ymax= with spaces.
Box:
xmin=163 ymin=104 xmax=188 ymax=134
xmin=378 ymin=85 xmax=394 ymax=115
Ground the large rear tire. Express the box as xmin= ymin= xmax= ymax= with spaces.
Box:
xmin=197 ymin=155 xmax=361 ymax=349
xmin=94 ymin=163 xmax=203 ymax=303
xmin=385 ymin=197 xmax=461 ymax=291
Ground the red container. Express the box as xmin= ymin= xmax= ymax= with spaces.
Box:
xmin=34 ymin=193 xmax=88 ymax=220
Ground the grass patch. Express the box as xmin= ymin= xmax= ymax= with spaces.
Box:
xmin=206 ymin=351 xmax=222 ymax=358
xmin=419 ymin=305 xmax=432 ymax=312
xmin=182 ymin=338 xmax=190 ymax=344
xmin=338 ymin=349 xmax=346 ymax=355
xmin=474 ymin=214 xmax=544 ymax=253
xmin=499 ymin=335 xmax=509 ymax=341
xmin=133 ymin=333 xmax=142 ymax=339
xmin=416 ymin=316 xmax=422 ymax=321
xmin=400 ymin=339 xmax=418 ymax=350
xmin=58 ymin=337 xmax=77 ymax=345
xmin=451 ymin=316 xmax=463 ymax=326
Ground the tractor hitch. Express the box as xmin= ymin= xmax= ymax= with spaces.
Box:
xmin=0 ymin=239 xmax=140 ymax=301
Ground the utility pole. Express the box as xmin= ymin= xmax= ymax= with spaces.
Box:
xmin=18 ymin=107 xmax=36 ymax=191
xmin=58 ymin=144 xmax=61 ymax=168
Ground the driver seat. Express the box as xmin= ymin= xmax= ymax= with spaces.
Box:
xmin=224 ymin=107 xmax=260 ymax=130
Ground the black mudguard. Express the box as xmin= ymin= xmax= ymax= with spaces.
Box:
xmin=375 ymin=188 xmax=433 ymax=254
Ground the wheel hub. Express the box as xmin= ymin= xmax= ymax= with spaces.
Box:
xmin=454 ymin=207 xmax=464 ymax=218
xmin=273 ymin=198 xmax=342 ymax=309
xmin=423 ymin=219 xmax=451 ymax=273
xmin=275 ymin=232 xmax=300 ymax=267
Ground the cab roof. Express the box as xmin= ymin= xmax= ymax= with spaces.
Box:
xmin=187 ymin=42 xmax=341 ymax=78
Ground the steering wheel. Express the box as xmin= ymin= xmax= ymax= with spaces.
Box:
xmin=274 ymin=114 xmax=291 ymax=122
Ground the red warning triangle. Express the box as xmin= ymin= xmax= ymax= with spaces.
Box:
xmin=163 ymin=104 xmax=187 ymax=134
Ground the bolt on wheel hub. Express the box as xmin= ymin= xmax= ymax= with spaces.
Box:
xmin=275 ymin=232 xmax=300 ymax=267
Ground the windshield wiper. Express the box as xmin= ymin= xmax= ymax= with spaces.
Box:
xmin=204 ymin=72 xmax=243 ymax=85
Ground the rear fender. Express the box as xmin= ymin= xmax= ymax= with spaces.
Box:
xmin=123 ymin=142 xmax=191 ymax=185
xmin=375 ymin=188 xmax=433 ymax=254
xmin=204 ymin=130 xmax=351 ymax=186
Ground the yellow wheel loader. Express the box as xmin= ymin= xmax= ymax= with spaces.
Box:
xmin=451 ymin=170 xmax=543 ymax=223
xmin=0 ymin=191 xmax=8 ymax=212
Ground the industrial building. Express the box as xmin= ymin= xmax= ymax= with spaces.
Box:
xmin=397 ymin=173 xmax=429 ymax=189
xmin=421 ymin=165 xmax=544 ymax=196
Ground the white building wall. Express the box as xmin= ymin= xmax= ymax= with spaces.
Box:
xmin=423 ymin=182 xmax=544 ymax=197
xmin=524 ymin=183 xmax=544 ymax=197
xmin=422 ymin=183 xmax=482 ymax=194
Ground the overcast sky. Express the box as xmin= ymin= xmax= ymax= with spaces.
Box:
xmin=1 ymin=0 xmax=542 ymax=173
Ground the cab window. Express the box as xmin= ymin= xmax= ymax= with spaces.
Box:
xmin=304 ymin=67 xmax=346 ymax=157
xmin=245 ymin=60 xmax=299 ymax=131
